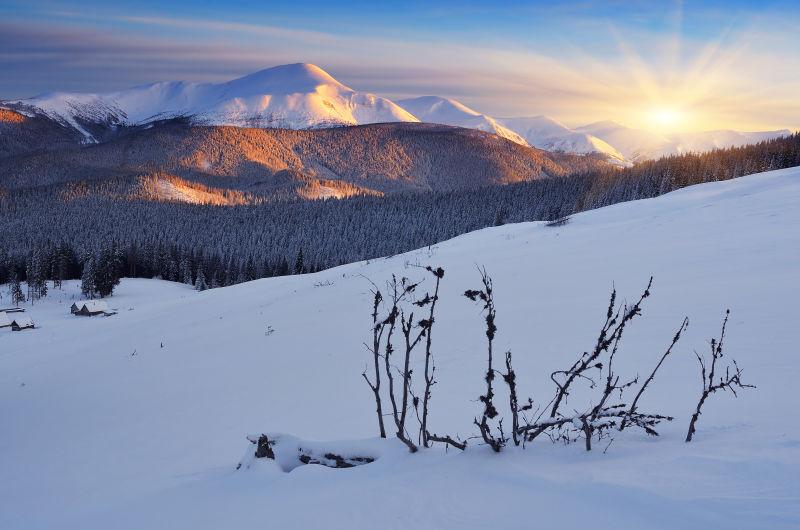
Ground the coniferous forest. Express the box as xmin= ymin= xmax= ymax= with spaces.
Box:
xmin=1 ymin=133 xmax=798 ymax=294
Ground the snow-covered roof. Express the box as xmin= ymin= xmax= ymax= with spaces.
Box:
xmin=74 ymin=300 xmax=109 ymax=312
xmin=11 ymin=316 xmax=33 ymax=327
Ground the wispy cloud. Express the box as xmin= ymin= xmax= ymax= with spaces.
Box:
xmin=1 ymin=3 xmax=798 ymax=132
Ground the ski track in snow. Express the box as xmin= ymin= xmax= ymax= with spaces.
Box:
xmin=1 ymin=168 xmax=799 ymax=529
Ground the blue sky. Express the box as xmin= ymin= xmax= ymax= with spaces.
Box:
xmin=1 ymin=0 xmax=798 ymax=131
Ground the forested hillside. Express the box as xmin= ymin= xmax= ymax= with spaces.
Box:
xmin=0 ymin=118 xmax=605 ymax=195
xmin=1 ymin=133 xmax=797 ymax=291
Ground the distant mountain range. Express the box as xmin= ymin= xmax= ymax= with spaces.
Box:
xmin=0 ymin=115 xmax=606 ymax=201
xmin=1 ymin=63 xmax=792 ymax=164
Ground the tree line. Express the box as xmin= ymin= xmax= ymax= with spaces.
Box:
xmin=1 ymin=133 xmax=798 ymax=293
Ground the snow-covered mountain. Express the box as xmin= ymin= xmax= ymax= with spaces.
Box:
xmin=397 ymin=96 xmax=528 ymax=146
xmin=575 ymin=121 xmax=678 ymax=162
xmin=669 ymin=129 xmax=794 ymax=156
xmin=2 ymin=62 xmax=791 ymax=162
xmin=3 ymin=63 xmax=418 ymax=142
xmin=499 ymin=116 xmax=627 ymax=164
xmin=577 ymin=120 xmax=792 ymax=162
xmin=2 ymin=167 xmax=799 ymax=529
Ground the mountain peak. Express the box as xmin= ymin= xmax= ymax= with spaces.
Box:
xmin=226 ymin=63 xmax=349 ymax=94
xmin=578 ymin=119 xmax=626 ymax=131
xmin=399 ymin=96 xmax=482 ymax=118
xmin=397 ymin=96 xmax=527 ymax=145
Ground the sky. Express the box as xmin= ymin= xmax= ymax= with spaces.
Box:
xmin=1 ymin=0 xmax=798 ymax=133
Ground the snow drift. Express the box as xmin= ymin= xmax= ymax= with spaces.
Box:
xmin=1 ymin=167 xmax=799 ymax=529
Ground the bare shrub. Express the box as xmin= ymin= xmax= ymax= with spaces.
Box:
xmin=362 ymin=266 xmax=464 ymax=453
xmin=514 ymin=277 xmax=679 ymax=450
xmin=686 ymin=310 xmax=755 ymax=442
xmin=358 ymin=268 xmax=751 ymax=456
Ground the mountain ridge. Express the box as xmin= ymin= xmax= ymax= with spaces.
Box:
xmin=1 ymin=63 xmax=791 ymax=163
xmin=397 ymin=96 xmax=528 ymax=146
xmin=0 ymin=119 xmax=607 ymax=200
xmin=2 ymin=63 xmax=419 ymax=142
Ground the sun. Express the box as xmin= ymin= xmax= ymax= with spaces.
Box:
xmin=647 ymin=106 xmax=685 ymax=133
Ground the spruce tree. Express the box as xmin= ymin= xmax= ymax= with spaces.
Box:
xmin=10 ymin=271 xmax=25 ymax=307
xmin=180 ymin=256 xmax=193 ymax=285
xmin=81 ymin=257 xmax=97 ymax=299
xmin=194 ymin=268 xmax=208 ymax=291
xmin=25 ymin=249 xmax=47 ymax=302
xmin=276 ymin=258 xmax=289 ymax=276
xmin=94 ymin=247 xmax=121 ymax=297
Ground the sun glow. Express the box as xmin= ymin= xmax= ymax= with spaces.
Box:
xmin=645 ymin=106 xmax=688 ymax=133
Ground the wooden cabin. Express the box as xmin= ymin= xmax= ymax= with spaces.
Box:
xmin=10 ymin=316 xmax=34 ymax=331
xmin=71 ymin=300 xmax=110 ymax=316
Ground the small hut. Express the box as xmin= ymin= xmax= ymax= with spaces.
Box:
xmin=10 ymin=315 xmax=34 ymax=331
xmin=71 ymin=300 xmax=110 ymax=316
xmin=0 ymin=312 xmax=11 ymax=328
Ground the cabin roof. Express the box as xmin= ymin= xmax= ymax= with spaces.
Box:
xmin=11 ymin=316 xmax=34 ymax=327
xmin=73 ymin=300 xmax=109 ymax=312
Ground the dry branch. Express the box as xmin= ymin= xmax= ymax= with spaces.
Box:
xmin=621 ymin=317 xmax=688 ymax=431
xmin=686 ymin=310 xmax=755 ymax=442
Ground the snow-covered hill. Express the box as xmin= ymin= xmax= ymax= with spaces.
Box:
xmin=500 ymin=115 xmax=628 ymax=164
xmin=1 ymin=167 xmax=799 ymax=529
xmin=3 ymin=63 xmax=418 ymax=142
xmin=577 ymin=120 xmax=792 ymax=162
xmin=398 ymin=96 xmax=528 ymax=146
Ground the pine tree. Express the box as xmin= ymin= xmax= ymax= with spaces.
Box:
xmin=276 ymin=258 xmax=289 ymax=276
xmin=195 ymin=268 xmax=208 ymax=291
xmin=25 ymin=249 xmax=47 ymax=302
xmin=9 ymin=271 xmax=25 ymax=307
xmin=294 ymin=249 xmax=305 ymax=275
xmin=245 ymin=256 xmax=257 ymax=282
xmin=493 ymin=208 xmax=507 ymax=226
xmin=81 ymin=257 xmax=97 ymax=299
xmin=52 ymin=250 xmax=63 ymax=290
xmin=180 ymin=255 xmax=193 ymax=285
xmin=94 ymin=247 xmax=121 ymax=297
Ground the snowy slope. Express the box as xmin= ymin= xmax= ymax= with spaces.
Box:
xmin=3 ymin=64 xmax=418 ymax=141
xmin=2 ymin=169 xmax=800 ymax=529
xmin=500 ymin=115 xmax=628 ymax=164
xmin=577 ymin=120 xmax=791 ymax=162
xmin=398 ymin=96 xmax=528 ymax=146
